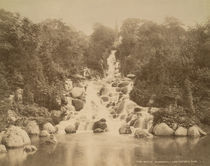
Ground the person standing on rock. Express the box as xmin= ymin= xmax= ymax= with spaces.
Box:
xmin=147 ymin=94 xmax=156 ymax=112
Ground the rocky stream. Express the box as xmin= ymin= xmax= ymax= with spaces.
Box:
xmin=0 ymin=50 xmax=209 ymax=166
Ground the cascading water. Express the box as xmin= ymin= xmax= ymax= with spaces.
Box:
xmin=74 ymin=50 xmax=153 ymax=134
xmin=76 ymin=80 xmax=112 ymax=132
xmin=106 ymin=50 xmax=118 ymax=79
xmin=75 ymin=50 xmax=121 ymax=133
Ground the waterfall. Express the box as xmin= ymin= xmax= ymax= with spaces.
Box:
xmin=74 ymin=50 xmax=153 ymax=134
xmin=106 ymin=50 xmax=118 ymax=79
xmin=76 ymin=81 xmax=111 ymax=132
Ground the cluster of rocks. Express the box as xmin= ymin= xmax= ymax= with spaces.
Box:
xmin=0 ymin=125 xmax=36 ymax=154
xmin=99 ymin=78 xmax=134 ymax=114
xmin=95 ymin=74 xmax=156 ymax=137
xmin=5 ymin=77 xmax=87 ymax=126
xmin=118 ymin=109 xmax=154 ymax=139
xmin=152 ymin=122 xmax=207 ymax=137
xmin=0 ymin=116 xmax=80 ymax=153
xmin=96 ymin=72 xmax=208 ymax=139
xmin=0 ymin=119 xmax=77 ymax=154
xmin=51 ymin=79 xmax=86 ymax=124
xmin=5 ymin=78 xmax=86 ymax=137
xmin=117 ymin=117 xmax=207 ymax=139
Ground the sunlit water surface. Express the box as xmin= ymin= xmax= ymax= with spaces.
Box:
xmin=0 ymin=134 xmax=209 ymax=166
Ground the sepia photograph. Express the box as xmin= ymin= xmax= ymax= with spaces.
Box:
xmin=0 ymin=0 xmax=210 ymax=165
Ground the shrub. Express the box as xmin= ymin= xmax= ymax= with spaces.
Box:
xmin=153 ymin=106 xmax=199 ymax=128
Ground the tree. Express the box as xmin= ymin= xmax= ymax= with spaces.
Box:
xmin=86 ymin=23 xmax=115 ymax=76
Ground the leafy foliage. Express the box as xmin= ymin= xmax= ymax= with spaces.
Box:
xmin=153 ymin=106 xmax=199 ymax=128
xmin=118 ymin=17 xmax=210 ymax=124
xmin=85 ymin=23 xmax=115 ymax=76
xmin=0 ymin=9 xmax=88 ymax=109
xmin=0 ymin=9 xmax=117 ymax=130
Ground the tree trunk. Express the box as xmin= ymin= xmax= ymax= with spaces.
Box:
xmin=183 ymin=78 xmax=195 ymax=114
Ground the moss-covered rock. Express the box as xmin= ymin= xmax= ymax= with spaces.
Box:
xmin=25 ymin=121 xmax=40 ymax=135
xmin=65 ymin=125 xmax=76 ymax=134
xmin=2 ymin=126 xmax=31 ymax=148
xmin=43 ymin=122 xmax=56 ymax=134
xmin=153 ymin=123 xmax=174 ymax=136
xmin=175 ymin=126 xmax=187 ymax=136
xmin=119 ymin=124 xmax=132 ymax=134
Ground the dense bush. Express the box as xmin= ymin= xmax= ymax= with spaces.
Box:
xmin=85 ymin=23 xmax=115 ymax=76
xmin=0 ymin=9 xmax=89 ymax=108
xmin=0 ymin=9 xmax=116 ymax=106
xmin=153 ymin=106 xmax=200 ymax=128
xmin=0 ymin=9 xmax=117 ymax=130
xmin=118 ymin=17 xmax=210 ymax=125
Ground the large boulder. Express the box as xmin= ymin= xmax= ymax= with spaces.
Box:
xmin=25 ymin=121 xmax=40 ymax=135
xmin=72 ymin=99 xmax=84 ymax=111
xmin=8 ymin=94 xmax=15 ymax=105
xmin=0 ymin=144 xmax=7 ymax=153
xmin=133 ymin=113 xmax=153 ymax=129
xmin=133 ymin=118 xmax=145 ymax=128
xmin=116 ymin=99 xmax=137 ymax=114
xmin=188 ymin=126 xmax=200 ymax=137
xmin=61 ymin=104 xmax=76 ymax=120
xmin=120 ymin=87 xmax=128 ymax=94
xmin=126 ymin=74 xmax=135 ymax=79
xmin=129 ymin=115 xmax=138 ymax=126
xmin=56 ymin=121 xmax=70 ymax=134
xmin=0 ymin=131 xmax=6 ymax=143
xmin=171 ymin=123 xmax=178 ymax=131
xmin=126 ymin=113 xmax=134 ymax=123
xmin=153 ymin=123 xmax=174 ymax=136
xmin=188 ymin=125 xmax=207 ymax=137
xmin=7 ymin=110 xmax=18 ymax=123
xmin=116 ymin=100 xmax=126 ymax=114
xmin=51 ymin=110 xmax=62 ymax=124
xmin=65 ymin=125 xmax=76 ymax=134
xmin=43 ymin=122 xmax=56 ymax=134
xmin=99 ymin=86 xmax=109 ymax=96
xmin=134 ymin=129 xmax=153 ymax=139
xmin=61 ymin=96 xmax=72 ymax=106
xmin=71 ymin=87 xmax=84 ymax=98
xmin=40 ymin=130 xmax=50 ymax=137
xmin=175 ymin=127 xmax=187 ymax=136
xmin=118 ymin=81 xmax=129 ymax=88
xmin=56 ymin=120 xmax=79 ymax=134
xmin=101 ymin=96 xmax=109 ymax=102
xmin=119 ymin=124 xmax=132 ymax=134
xmin=92 ymin=119 xmax=107 ymax=132
xmin=51 ymin=96 xmax=61 ymax=110
xmin=134 ymin=107 xmax=142 ymax=113
xmin=2 ymin=126 xmax=31 ymax=148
